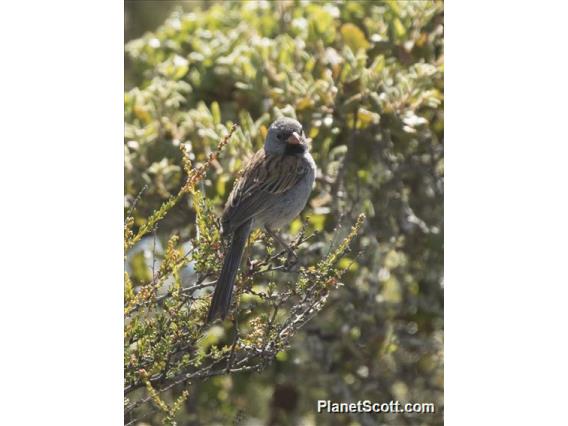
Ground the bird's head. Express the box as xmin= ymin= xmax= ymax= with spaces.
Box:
xmin=264 ymin=117 xmax=309 ymax=155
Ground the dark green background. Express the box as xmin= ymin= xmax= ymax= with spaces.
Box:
xmin=125 ymin=1 xmax=443 ymax=424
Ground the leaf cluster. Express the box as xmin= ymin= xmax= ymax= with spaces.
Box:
xmin=124 ymin=1 xmax=443 ymax=424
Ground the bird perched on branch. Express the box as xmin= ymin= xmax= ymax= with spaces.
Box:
xmin=207 ymin=117 xmax=316 ymax=322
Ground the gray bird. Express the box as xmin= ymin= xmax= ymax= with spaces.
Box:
xmin=207 ymin=117 xmax=316 ymax=322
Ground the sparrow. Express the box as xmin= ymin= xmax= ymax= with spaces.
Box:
xmin=207 ymin=117 xmax=316 ymax=322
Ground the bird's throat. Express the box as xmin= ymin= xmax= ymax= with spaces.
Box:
xmin=284 ymin=143 xmax=307 ymax=155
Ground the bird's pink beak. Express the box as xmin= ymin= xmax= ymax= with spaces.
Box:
xmin=287 ymin=131 xmax=302 ymax=145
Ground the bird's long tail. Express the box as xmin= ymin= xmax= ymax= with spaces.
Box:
xmin=207 ymin=220 xmax=252 ymax=322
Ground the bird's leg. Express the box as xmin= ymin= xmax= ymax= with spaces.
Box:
xmin=264 ymin=225 xmax=298 ymax=266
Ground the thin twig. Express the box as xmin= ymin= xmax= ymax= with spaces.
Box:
xmin=126 ymin=184 xmax=148 ymax=219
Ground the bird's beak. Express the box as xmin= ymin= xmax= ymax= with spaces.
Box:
xmin=287 ymin=131 xmax=303 ymax=145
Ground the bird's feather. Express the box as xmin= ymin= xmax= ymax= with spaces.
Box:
xmin=207 ymin=220 xmax=252 ymax=322
xmin=222 ymin=149 xmax=310 ymax=233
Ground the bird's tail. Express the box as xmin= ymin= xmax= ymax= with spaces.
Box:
xmin=207 ymin=220 xmax=252 ymax=323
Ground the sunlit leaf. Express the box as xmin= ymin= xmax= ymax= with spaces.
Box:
xmin=340 ymin=23 xmax=370 ymax=51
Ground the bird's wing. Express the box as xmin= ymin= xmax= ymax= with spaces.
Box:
xmin=222 ymin=149 xmax=310 ymax=233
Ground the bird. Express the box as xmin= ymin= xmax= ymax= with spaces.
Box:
xmin=207 ymin=117 xmax=316 ymax=322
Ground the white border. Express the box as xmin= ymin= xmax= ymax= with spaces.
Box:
xmin=446 ymin=1 xmax=568 ymax=424
xmin=0 ymin=1 xmax=123 ymax=424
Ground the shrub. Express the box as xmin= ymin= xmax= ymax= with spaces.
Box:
xmin=124 ymin=1 xmax=443 ymax=424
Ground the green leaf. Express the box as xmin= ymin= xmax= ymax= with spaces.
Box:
xmin=393 ymin=18 xmax=406 ymax=39
xmin=340 ymin=23 xmax=370 ymax=51
xmin=211 ymin=101 xmax=221 ymax=125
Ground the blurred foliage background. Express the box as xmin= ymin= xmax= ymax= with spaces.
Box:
xmin=124 ymin=1 xmax=443 ymax=425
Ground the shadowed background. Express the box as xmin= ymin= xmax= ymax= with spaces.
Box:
xmin=124 ymin=1 xmax=443 ymax=425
